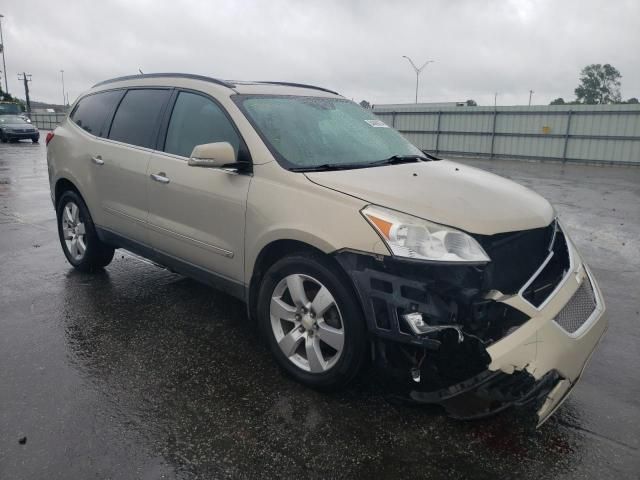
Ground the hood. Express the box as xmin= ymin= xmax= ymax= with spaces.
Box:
xmin=1 ymin=122 xmax=35 ymax=129
xmin=304 ymin=160 xmax=554 ymax=235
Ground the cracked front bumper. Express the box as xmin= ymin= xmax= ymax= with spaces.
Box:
xmin=337 ymin=234 xmax=607 ymax=426
xmin=485 ymin=241 xmax=607 ymax=425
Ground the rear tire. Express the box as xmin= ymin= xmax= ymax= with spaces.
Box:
xmin=56 ymin=190 xmax=115 ymax=272
xmin=257 ymin=252 xmax=366 ymax=391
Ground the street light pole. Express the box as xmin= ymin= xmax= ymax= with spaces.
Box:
xmin=0 ymin=14 xmax=9 ymax=95
xmin=528 ymin=89 xmax=534 ymax=106
xmin=402 ymin=56 xmax=434 ymax=104
xmin=60 ymin=70 xmax=66 ymax=107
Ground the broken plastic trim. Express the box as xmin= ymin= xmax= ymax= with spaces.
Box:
xmin=409 ymin=369 xmax=563 ymax=421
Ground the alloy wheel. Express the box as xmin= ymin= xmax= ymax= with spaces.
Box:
xmin=270 ymin=273 xmax=345 ymax=373
xmin=61 ymin=201 xmax=87 ymax=261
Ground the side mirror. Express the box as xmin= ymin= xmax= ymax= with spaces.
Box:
xmin=188 ymin=142 xmax=236 ymax=168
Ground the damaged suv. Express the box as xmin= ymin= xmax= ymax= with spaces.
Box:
xmin=46 ymin=73 xmax=607 ymax=426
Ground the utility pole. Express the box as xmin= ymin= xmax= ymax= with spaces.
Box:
xmin=494 ymin=92 xmax=498 ymax=107
xmin=60 ymin=69 xmax=66 ymax=107
xmin=528 ymin=89 xmax=534 ymax=106
xmin=0 ymin=14 xmax=8 ymax=95
xmin=402 ymin=56 xmax=435 ymax=104
xmin=18 ymin=72 xmax=31 ymax=113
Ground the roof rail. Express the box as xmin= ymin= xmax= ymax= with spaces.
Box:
xmin=92 ymin=73 xmax=235 ymax=89
xmin=254 ymin=81 xmax=340 ymax=96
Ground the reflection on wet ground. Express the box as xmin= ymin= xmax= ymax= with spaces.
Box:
xmin=1 ymin=141 xmax=639 ymax=478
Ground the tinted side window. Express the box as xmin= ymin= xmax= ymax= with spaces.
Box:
xmin=108 ymin=89 xmax=170 ymax=148
xmin=164 ymin=91 xmax=240 ymax=158
xmin=70 ymin=91 xmax=123 ymax=137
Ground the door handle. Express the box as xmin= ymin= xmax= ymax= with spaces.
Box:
xmin=91 ymin=155 xmax=104 ymax=165
xmin=150 ymin=172 xmax=170 ymax=184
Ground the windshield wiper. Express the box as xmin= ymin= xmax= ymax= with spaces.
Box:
xmin=365 ymin=154 xmax=429 ymax=167
xmin=290 ymin=162 xmax=375 ymax=172
xmin=289 ymin=155 xmax=429 ymax=172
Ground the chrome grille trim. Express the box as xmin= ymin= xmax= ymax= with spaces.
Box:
xmin=518 ymin=219 xmax=573 ymax=311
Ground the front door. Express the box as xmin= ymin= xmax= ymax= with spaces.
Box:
xmin=147 ymin=90 xmax=251 ymax=284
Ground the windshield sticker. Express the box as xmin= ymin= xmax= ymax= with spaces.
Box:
xmin=364 ymin=119 xmax=389 ymax=128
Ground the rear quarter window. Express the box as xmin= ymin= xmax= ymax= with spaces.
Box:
xmin=70 ymin=91 xmax=123 ymax=137
xmin=108 ymin=89 xmax=171 ymax=149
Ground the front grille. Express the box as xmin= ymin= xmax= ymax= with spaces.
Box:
xmin=554 ymin=275 xmax=597 ymax=334
xmin=521 ymin=226 xmax=570 ymax=307
xmin=478 ymin=221 xmax=558 ymax=294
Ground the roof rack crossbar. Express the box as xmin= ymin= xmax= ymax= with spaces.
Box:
xmin=254 ymin=81 xmax=340 ymax=96
xmin=92 ymin=73 xmax=236 ymax=89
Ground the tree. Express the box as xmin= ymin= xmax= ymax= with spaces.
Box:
xmin=0 ymin=87 xmax=23 ymax=105
xmin=626 ymin=97 xmax=639 ymax=104
xmin=359 ymin=100 xmax=371 ymax=109
xmin=465 ymin=99 xmax=477 ymax=106
xmin=574 ymin=64 xmax=622 ymax=104
xmin=550 ymin=98 xmax=566 ymax=105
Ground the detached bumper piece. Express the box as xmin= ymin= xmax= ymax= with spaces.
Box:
xmin=409 ymin=369 xmax=562 ymax=421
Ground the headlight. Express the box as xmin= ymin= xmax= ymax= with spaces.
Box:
xmin=361 ymin=205 xmax=490 ymax=263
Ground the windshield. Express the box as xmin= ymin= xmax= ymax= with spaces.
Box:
xmin=0 ymin=115 xmax=27 ymax=124
xmin=0 ymin=103 xmax=22 ymax=115
xmin=237 ymin=96 xmax=423 ymax=169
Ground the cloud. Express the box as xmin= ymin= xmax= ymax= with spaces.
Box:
xmin=2 ymin=0 xmax=639 ymax=106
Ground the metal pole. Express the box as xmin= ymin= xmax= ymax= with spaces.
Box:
xmin=18 ymin=72 xmax=31 ymax=113
xmin=402 ymin=56 xmax=434 ymax=104
xmin=490 ymin=109 xmax=497 ymax=159
xmin=0 ymin=14 xmax=8 ymax=95
xmin=529 ymin=90 xmax=534 ymax=106
xmin=562 ymin=110 xmax=573 ymax=162
xmin=60 ymin=70 xmax=65 ymax=107
xmin=435 ymin=110 xmax=441 ymax=154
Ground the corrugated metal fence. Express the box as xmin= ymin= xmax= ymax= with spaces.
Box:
xmin=373 ymin=104 xmax=640 ymax=165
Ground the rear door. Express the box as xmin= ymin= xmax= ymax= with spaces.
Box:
xmin=96 ymin=88 xmax=172 ymax=244
xmin=65 ymin=89 xmax=123 ymax=227
xmin=147 ymin=90 xmax=251 ymax=284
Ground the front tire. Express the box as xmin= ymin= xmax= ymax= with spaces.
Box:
xmin=257 ymin=253 xmax=367 ymax=390
xmin=56 ymin=190 xmax=115 ymax=272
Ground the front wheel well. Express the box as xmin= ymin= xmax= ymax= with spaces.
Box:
xmin=247 ymin=240 xmax=349 ymax=322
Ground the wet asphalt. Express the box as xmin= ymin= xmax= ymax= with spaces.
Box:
xmin=0 ymin=140 xmax=638 ymax=479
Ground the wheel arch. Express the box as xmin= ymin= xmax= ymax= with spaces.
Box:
xmin=247 ymin=239 xmax=353 ymax=323
xmin=54 ymin=175 xmax=86 ymax=208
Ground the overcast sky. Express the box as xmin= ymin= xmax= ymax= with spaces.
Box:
xmin=2 ymin=0 xmax=639 ymax=106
